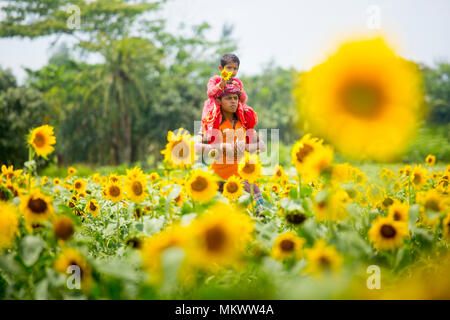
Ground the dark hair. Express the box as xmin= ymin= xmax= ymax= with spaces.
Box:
xmin=220 ymin=53 xmax=240 ymax=67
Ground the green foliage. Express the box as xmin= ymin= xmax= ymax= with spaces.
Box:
xmin=0 ymin=67 xmax=51 ymax=166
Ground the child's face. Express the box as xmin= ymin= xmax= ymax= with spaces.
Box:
xmin=218 ymin=94 xmax=239 ymax=113
xmin=220 ymin=62 xmax=239 ymax=78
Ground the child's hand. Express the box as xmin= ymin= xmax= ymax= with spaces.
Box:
xmin=232 ymin=80 xmax=243 ymax=91
xmin=218 ymin=78 xmax=227 ymax=90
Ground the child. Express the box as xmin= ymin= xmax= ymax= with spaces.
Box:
xmin=194 ymin=83 xmax=267 ymax=216
xmin=202 ymin=53 xmax=248 ymax=134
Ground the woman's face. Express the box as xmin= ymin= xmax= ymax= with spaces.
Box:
xmin=218 ymin=94 xmax=239 ymax=113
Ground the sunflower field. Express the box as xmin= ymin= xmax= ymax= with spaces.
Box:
xmin=1 ymin=120 xmax=449 ymax=300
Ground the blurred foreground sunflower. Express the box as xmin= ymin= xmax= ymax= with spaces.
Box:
xmin=295 ymin=37 xmax=424 ymax=162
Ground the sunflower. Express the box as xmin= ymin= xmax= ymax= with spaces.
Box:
xmin=0 ymin=202 xmax=19 ymax=252
xmin=238 ymin=153 xmax=262 ymax=183
xmin=91 ymin=173 xmax=101 ymax=184
xmin=291 ymin=134 xmax=323 ymax=176
xmin=108 ymin=174 xmax=122 ymax=184
xmin=186 ymin=169 xmax=218 ymax=203
xmin=161 ymin=128 xmax=196 ymax=169
xmin=20 ymin=190 xmax=54 ymax=223
xmin=302 ymin=144 xmax=334 ymax=182
xmin=28 ymin=125 xmax=56 ymax=158
xmin=53 ymin=178 xmax=61 ymax=185
xmin=272 ymin=164 xmax=287 ymax=182
xmin=369 ymin=217 xmax=408 ymax=251
xmin=443 ymin=213 xmax=450 ymax=241
xmin=53 ymin=216 xmax=75 ymax=241
xmin=103 ymin=182 xmax=124 ymax=203
xmin=1 ymin=165 xmax=23 ymax=181
xmin=72 ymin=179 xmax=86 ymax=192
xmin=186 ymin=203 xmax=253 ymax=269
xmin=313 ymin=188 xmax=350 ymax=222
xmin=85 ymin=199 xmax=100 ymax=217
xmin=425 ymin=154 xmax=436 ymax=166
xmin=295 ymin=37 xmax=423 ymax=162
xmin=270 ymin=183 xmax=281 ymax=194
xmin=141 ymin=224 xmax=189 ymax=284
xmin=271 ymin=231 xmax=305 ymax=261
xmin=304 ymin=239 xmax=343 ymax=276
xmin=67 ymin=167 xmax=76 ymax=176
xmin=221 ymin=68 xmax=233 ymax=81
xmin=411 ymin=165 xmax=429 ymax=189
xmin=125 ymin=176 xmax=148 ymax=204
xmin=149 ymin=172 xmax=160 ymax=183
xmin=54 ymin=248 xmax=92 ymax=292
xmin=223 ymin=175 xmax=244 ymax=200
xmin=416 ymin=189 xmax=448 ymax=227
xmin=380 ymin=168 xmax=396 ymax=185
xmin=387 ymin=200 xmax=409 ymax=223
xmin=126 ymin=166 xmax=145 ymax=180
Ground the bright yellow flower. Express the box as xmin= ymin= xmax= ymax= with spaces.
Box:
xmin=304 ymin=239 xmax=343 ymax=276
xmin=238 ymin=153 xmax=262 ymax=183
xmin=410 ymin=165 xmax=429 ymax=189
xmin=1 ymin=165 xmax=23 ymax=181
xmin=54 ymin=248 xmax=92 ymax=292
xmin=0 ymin=202 xmax=19 ymax=252
xmin=186 ymin=203 xmax=253 ymax=270
xmin=221 ymin=68 xmax=233 ymax=81
xmin=103 ymin=182 xmax=124 ymax=203
xmin=85 ymin=199 xmax=100 ymax=217
xmin=72 ymin=178 xmax=86 ymax=192
xmin=161 ymin=129 xmax=196 ymax=169
xmin=271 ymin=231 xmax=305 ymax=261
xmin=20 ymin=189 xmax=54 ymax=223
xmin=294 ymin=37 xmax=423 ymax=162
xmin=53 ymin=216 xmax=75 ymax=241
xmin=425 ymin=154 xmax=436 ymax=166
xmin=291 ymin=134 xmax=323 ymax=176
xmin=125 ymin=176 xmax=148 ymax=203
xmin=223 ymin=175 xmax=244 ymax=200
xmin=387 ymin=200 xmax=409 ymax=223
xmin=67 ymin=167 xmax=76 ymax=176
xmin=28 ymin=124 xmax=56 ymax=157
xmin=186 ymin=169 xmax=218 ymax=203
xmin=369 ymin=216 xmax=408 ymax=251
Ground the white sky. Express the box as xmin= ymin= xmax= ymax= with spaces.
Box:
xmin=0 ymin=0 xmax=449 ymax=83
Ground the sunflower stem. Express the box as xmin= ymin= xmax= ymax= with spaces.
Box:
xmin=407 ymin=174 xmax=412 ymax=205
xmin=116 ymin=203 xmax=120 ymax=243
xmin=298 ymin=174 xmax=302 ymax=199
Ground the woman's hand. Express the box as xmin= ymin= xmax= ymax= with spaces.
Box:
xmin=218 ymin=78 xmax=227 ymax=90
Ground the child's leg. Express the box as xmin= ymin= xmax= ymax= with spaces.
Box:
xmin=242 ymin=181 xmax=266 ymax=215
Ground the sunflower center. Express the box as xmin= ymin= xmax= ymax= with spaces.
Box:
xmin=413 ymin=173 xmax=422 ymax=185
xmin=33 ymin=133 xmax=46 ymax=148
xmin=380 ymin=224 xmax=396 ymax=238
xmin=28 ymin=198 xmax=48 ymax=214
xmin=425 ymin=199 xmax=440 ymax=212
xmin=296 ymin=144 xmax=313 ymax=163
xmin=340 ymin=81 xmax=383 ymax=118
xmin=191 ymin=176 xmax=208 ymax=192
xmin=226 ymin=182 xmax=238 ymax=193
xmin=74 ymin=182 xmax=82 ymax=189
xmin=109 ymin=185 xmax=121 ymax=197
xmin=205 ymin=225 xmax=226 ymax=252
xmin=172 ymin=140 xmax=188 ymax=159
xmin=242 ymin=163 xmax=256 ymax=174
xmin=276 ymin=169 xmax=282 ymax=177
xmin=280 ymin=239 xmax=295 ymax=252
xmin=319 ymin=256 xmax=331 ymax=269
xmin=393 ymin=211 xmax=402 ymax=221
xmin=132 ymin=181 xmax=143 ymax=196
xmin=286 ymin=213 xmax=306 ymax=225
xmin=89 ymin=202 xmax=97 ymax=211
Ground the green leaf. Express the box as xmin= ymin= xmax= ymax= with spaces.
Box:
xmin=408 ymin=204 xmax=420 ymax=229
xmin=20 ymin=236 xmax=45 ymax=267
